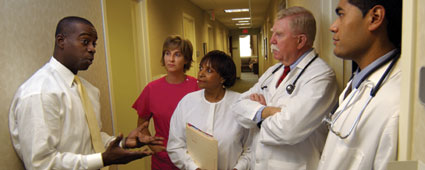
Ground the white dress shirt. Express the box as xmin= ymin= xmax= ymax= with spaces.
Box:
xmin=9 ymin=57 xmax=114 ymax=170
xmin=167 ymin=89 xmax=252 ymax=170
xmin=233 ymin=50 xmax=338 ymax=170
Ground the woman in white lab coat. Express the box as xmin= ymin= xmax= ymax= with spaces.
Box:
xmin=167 ymin=50 xmax=252 ymax=170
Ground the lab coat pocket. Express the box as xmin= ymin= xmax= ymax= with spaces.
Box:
xmin=268 ymin=159 xmax=306 ymax=170
xmin=334 ymin=144 xmax=365 ymax=170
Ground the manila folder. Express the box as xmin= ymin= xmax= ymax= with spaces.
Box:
xmin=186 ymin=124 xmax=218 ymax=170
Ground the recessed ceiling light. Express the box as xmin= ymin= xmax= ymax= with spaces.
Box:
xmin=236 ymin=23 xmax=250 ymax=26
xmin=232 ymin=17 xmax=251 ymax=21
xmin=238 ymin=20 xmax=249 ymax=23
xmin=239 ymin=26 xmax=251 ymax=29
xmin=224 ymin=8 xmax=249 ymax=13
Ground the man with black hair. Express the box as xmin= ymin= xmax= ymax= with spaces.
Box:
xmin=318 ymin=0 xmax=402 ymax=169
xmin=9 ymin=16 xmax=164 ymax=170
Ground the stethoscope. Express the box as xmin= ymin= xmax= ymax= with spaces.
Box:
xmin=260 ymin=54 xmax=318 ymax=95
xmin=322 ymin=50 xmax=400 ymax=139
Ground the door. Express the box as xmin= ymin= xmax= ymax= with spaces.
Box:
xmin=183 ymin=13 xmax=198 ymax=77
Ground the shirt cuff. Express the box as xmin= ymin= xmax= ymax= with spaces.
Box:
xmin=188 ymin=161 xmax=199 ymax=170
xmin=119 ymin=137 xmax=126 ymax=149
xmin=87 ymin=153 xmax=104 ymax=170
xmin=253 ymin=106 xmax=266 ymax=124
xmin=233 ymin=163 xmax=245 ymax=170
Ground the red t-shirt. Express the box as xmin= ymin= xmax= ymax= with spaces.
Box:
xmin=132 ymin=76 xmax=199 ymax=170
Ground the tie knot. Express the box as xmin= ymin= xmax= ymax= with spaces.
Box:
xmin=74 ymin=76 xmax=81 ymax=85
xmin=276 ymin=66 xmax=291 ymax=88
xmin=283 ymin=66 xmax=290 ymax=73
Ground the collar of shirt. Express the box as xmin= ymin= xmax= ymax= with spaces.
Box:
xmin=351 ymin=49 xmax=397 ymax=89
xmin=49 ymin=56 xmax=76 ymax=87
xmin=285 ymin=48 xmax=314 ymax=70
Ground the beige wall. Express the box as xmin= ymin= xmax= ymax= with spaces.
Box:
xmin=0 ymin=0 xmax=113 ymax=169
xmin=103 ymin=0 xmax=149 ymax=169
xmin=411 ymin=0 xmax=425 ymax=161
xmin=399 ymin=0 xmax=425 ymax=163
xmin=258 ymin=0 xmax=280 ymax=77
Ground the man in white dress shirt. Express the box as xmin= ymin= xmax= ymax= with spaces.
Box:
xmin=233 ymin=6 xmax=338 ymax=170
xmin=9 ymin=16 xmax=163 ymax=170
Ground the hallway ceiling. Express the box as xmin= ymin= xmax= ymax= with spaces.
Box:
xmin=189 ymin=0 xmax=271 ymax=30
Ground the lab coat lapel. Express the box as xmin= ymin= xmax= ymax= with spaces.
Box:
xmin=270 ymin=50 xmax=316 ymax=101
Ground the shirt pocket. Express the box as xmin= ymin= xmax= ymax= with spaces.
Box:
xmin=267 ymin=159 xmax=307 ymax=170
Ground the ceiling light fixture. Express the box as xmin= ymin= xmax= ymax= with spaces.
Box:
xmin=224 ymin=8 xmax=249 ymax=13
xmin=238 ymin=20 xmax=249 ymax=23
xmin=232 ymin=17 xmax=251 ymax=21
xmin=239 ymin=26 xmax=251 ymax=29
xmin=236 ymin=23 xmax=250 ymax=26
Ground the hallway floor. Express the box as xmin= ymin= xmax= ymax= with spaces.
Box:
xmin=230 ymin=72 xmax=259 ymax=93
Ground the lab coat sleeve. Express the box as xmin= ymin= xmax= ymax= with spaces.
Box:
xmin=232 ymin=67 xmax=275 ymax=129
xmin=233 ymin=128 xmax=253 ymax=170
xmin=167 ymin=101 xmax=199 ymax=170
xmin=13 ymin=93 xmax=103 ymax=170
xmin=260 ymin=70 xmax=338 ymax=145
xmin=374 ymin=112 xmax=398 ymax=170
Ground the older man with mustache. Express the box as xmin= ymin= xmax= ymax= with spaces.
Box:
xmin=233 ymin=6 xmax=338 ymax=170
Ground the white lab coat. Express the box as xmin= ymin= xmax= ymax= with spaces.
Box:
xmin=233 ymin=50 xmax=338 ymax=170
xmin=317 ymin=59 xmax=400 ymax=170
xmin=167 ymin=89 xmax=252 ymax=170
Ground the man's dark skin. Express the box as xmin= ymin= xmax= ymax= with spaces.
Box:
xmin=54 ymin=19 xmax=165 ymax=166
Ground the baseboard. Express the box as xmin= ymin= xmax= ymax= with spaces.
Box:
xmin=388 ymin=160 xmax=425 ymax=170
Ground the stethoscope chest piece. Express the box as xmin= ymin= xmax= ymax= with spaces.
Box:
xmin=286 ymin=84 xmax=295 ymax=94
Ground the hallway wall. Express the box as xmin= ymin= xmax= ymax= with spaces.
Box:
xmin=103 ymin=0 xmax=147 ymax=169
xmin=0 ymin=0 xmax=113 ymax=169
xmin=399 ymin=0 xmax=425 ymax=164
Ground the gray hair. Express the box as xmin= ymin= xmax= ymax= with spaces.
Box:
xmin=276 ymin=6 xmax=316 ymax=46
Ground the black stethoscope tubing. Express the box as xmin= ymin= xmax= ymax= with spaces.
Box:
xmin=329 ymin=49 xmax=400 ymax=115
xmin=260 ymin=54 xmax=318 ymax=95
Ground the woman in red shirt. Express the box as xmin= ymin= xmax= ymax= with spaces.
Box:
xmin=132 ymin=35 xmax=199 ymax=170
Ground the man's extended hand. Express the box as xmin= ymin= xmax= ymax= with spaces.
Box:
xmin=250 ymin=93 xmax=266 ymax=105
xmin=125 ymin=121 xmax=164 ymax=149
xmin=102 ymin=133 xmax=153 ymax=166
xmin=148 ymin=144 xmax=166 ymax=153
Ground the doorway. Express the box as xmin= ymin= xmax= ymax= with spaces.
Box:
xmin=183 ymin=13 xmax=198 ymax=77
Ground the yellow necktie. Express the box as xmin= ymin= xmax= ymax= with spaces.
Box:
xmin=74 ymin=76 xmax=106 ymax=153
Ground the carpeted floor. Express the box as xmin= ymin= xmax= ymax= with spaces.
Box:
xmin=230 ymin=72 xmax=259 ymax=93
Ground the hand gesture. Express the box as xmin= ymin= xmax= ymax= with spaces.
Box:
xmin=102 ymin=133 xmax=153 ymax=166
xmin=124 ymin=121 xmax=164 ymax=149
